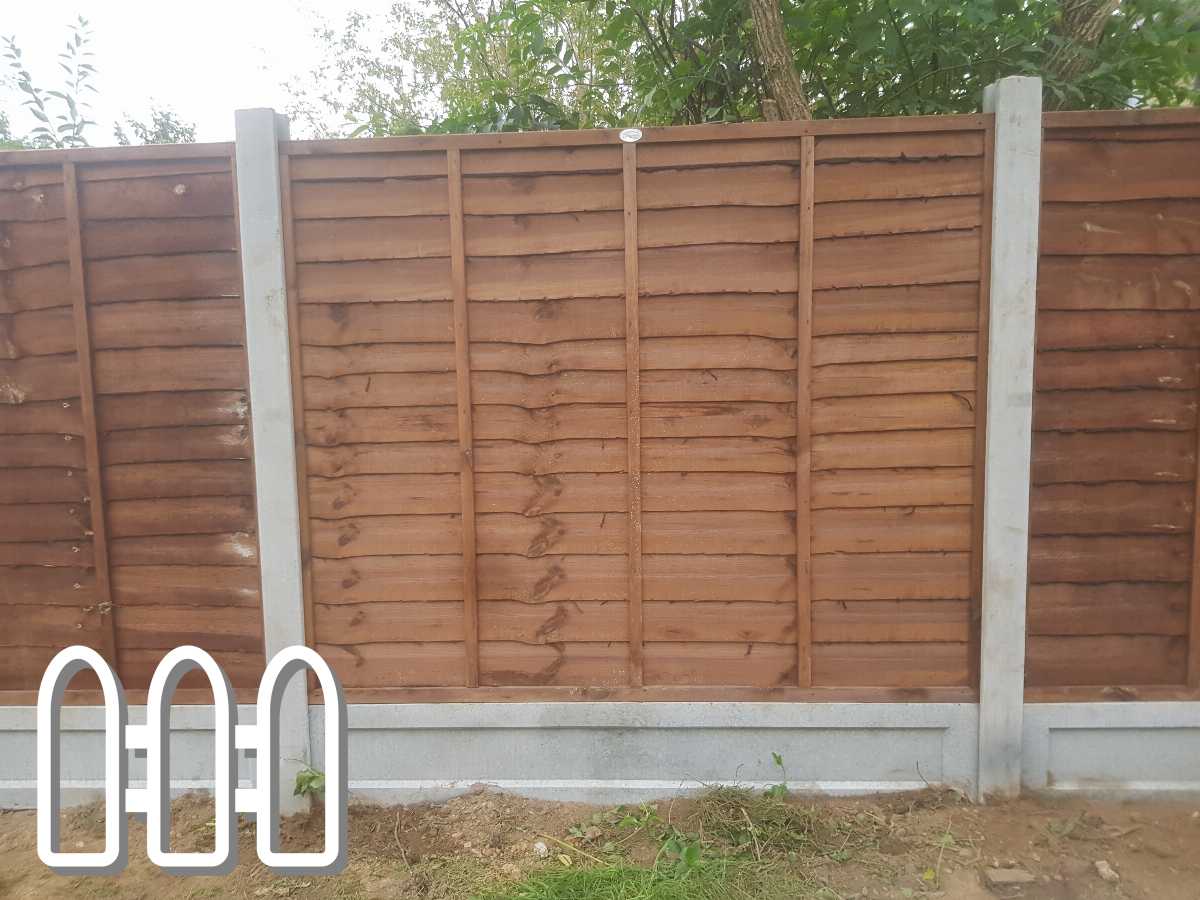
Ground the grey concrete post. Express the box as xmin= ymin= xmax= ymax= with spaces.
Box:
xmin=234 ymin=108 xmax=311 ymax=814
xmin=977 ymin=77 xmax=1043 ymax=799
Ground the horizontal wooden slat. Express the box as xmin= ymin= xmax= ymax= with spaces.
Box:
xmin=813 ymin=229 xmax=981 ymax=290
xmin=1026 ymin=635 xmax=1186 ymax=686
xmin=103 ymin=460 xmax=254 ymax=500
xmin=115 ymin=605 xmax=262 ymax=652
xmin=0 ymin=466 xmax=86 ymax=503
xmin=467 ymin=211 xmax=622 ymax=256
xmin=318 ymin=642 xmax=467 ymax=688
xmin=0 ymin=306 xmax=72 ymax=357
xmin=463 ymin=145 xmax=620 ymax=175
xmin=311 ymin=514 xmax=462 ymax=558
xmin=476 ymin=405 xmax=626 ymax=441
xmin=1029 ymin=535 xmax=1192 ymax=583
xmin=812 ymin=642 xmax=968 ymax=686
xmin=106 ymin=496 xmax=255 ymax=538
xmin=478 ymin=554 xmax=625 ymax=602
xmin=0 ymin=605 xmax=104 ymax=647
xmin=814 ymin=131 xmax=985 ymax=162
xmin=642 ymin=402 xmax=794 ymax=438
xmin=86 ymin=252 xmax=240 ymax=304
xmin=291 ymin=178 xmax=450 ymax=219
xmin=97 ymin=390 xmax=248 ymax=429
xmin=103 ymin=425 xmax=250 ymax=465
xmin=93 ymin=347 xmax=248 ymax=394
xmin=813 ymin=551 xmax=971 ymax=600
xmin=813 ymin=332 xmax=977 ymax=367
xmin=90 ymin=298 xmax=245 ymax=349
xmin=309 ymin=473 xmax=461 ymax=517
xmin=0 ymin=352 xmax=78 ymax=402
xmin=288 ymin=152 xmax=447 ymax=181
xmin=79 ymin=171 xmax=233 ymax=219
xmin=0 ymin=502 xmax=89 ymax=541
xmin=813 ymin=283 xmax=979 ymax=336
xmin=0 ymin=220 xmax=67 ymax=270
xmin=642 ymin=437 xmax=794 ymax=473
xmin=815 ymin=157 xmax=983 ymax=203
xmin=1038 ymin=312 xmax=1200 ymax=356
xmin=315 ymin=601 xmax=465 ymax=644
xmin=639 ymin=244 xmax=796 ymax=296
xmin=480 ymin=641 xmax=628 ymax=687
xmin=109 ymin=532 xmax=258 ymax=567
xmin=1031 ymin=431 xmax=1195 ymax=484
xmin=812 ymin=599 xmax=969 ymax=643
xmin=464 ymin=173 xmax=622 ymax=215
xmin=644 ymin=554 xmax=795 ymax=602
xmin=639 ymin=164 xmax=799 ymax=208
xmin=644 ymin=642 xmax=795 ymax=686
xmin=641 ymin=294 xmax=795 ymax=338
xmin=82 ymin=216 xmax=237 ymax=260
xmin=312 ymin=555 xmax=464 ymax=604
xmin=812 ymin=429 xmax=974 ymax=470
xmin=813 ymin=467 xmax=972 ymax=508
xmin=306 ymin=406 xmax=459 ymax=445
xmin=468 ymin=251 xmax=624 ymax=301
xmin=813 ymin=393 xmax=976 ymax=433
xmin=642 ymin=510 xmax=795 ymax=554
xmin=0 ymin=398 xmax=82 ymax=436
xmin=1042 ymin=139 xmax=1200 ymax=202
xmin=1037 ymin=257 xmax=1200 ymax=312
xmin=302 ymin=343 xmax=456 ymax=377
xmin=0 ymin=183 xmax=65 ymax=221
xmin=0 ymin=433 xmax=85 ymax=468
xmin=813 ymin=359 xmax=975 ymax=399
xmin=472 ymin=298 xmax=624 ymax=343
xmin=0 ymin=566 xmax=93 ymax=606
xmin=110 ymin=564 xmax=260 ymax=606
xmin=1027 ymin=583 xmax=1189 ymax=636
xmin=293 ymin=216 xmax=450 ymax=262
xmin=296 ymin=258 xmax=451 ymax=303
xmin=0 ymin=262 xmax=71 ymax=314
xmin=119 ymin=648 xmax=262 ymax=690
xmin=298 ymin=300 xmax=453 ymax=345
xmin=1036 ymin=348 xmax=1198 ymax=391
xmin=815 ymin=196 xmax=981 ymax=239
xmin=1033 ymin=389 xmax=1196 ymax=432
xmin=1040 ymin=199 xmax=1200 ymax=255
xmin=479 ymin=600 xmax=627 ymax=643
xmin=1030 ymin=482 xmax=1194 ymax=535
xmin=643 ymin=335 xmax=796 ymax=371
xmin=813 ymin=506 xmax=972 ymax=553
xmin=643 ymin=601 xmax=795 ymax=642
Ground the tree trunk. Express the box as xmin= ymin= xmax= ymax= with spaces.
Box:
xmin=1043 ymin=0 xmax=1121 ymax=108
xmin=746 ymin=0 xmax=811 ymax=120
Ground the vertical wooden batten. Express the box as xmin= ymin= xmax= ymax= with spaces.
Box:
xmin=794 ymin=136 xmax=815 ymax=688
xmin=61 ymin=160 xmax=120 ymax=670
xmin=447 ymin=148 xmax=481 ymax=688
xmin=622 ymin=141 xmax=645 ymax=688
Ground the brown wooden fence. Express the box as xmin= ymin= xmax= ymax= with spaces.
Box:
xmin=1 ymin=109 xmax=1197 ymax=705
xmin=282 ymin=118 xmax=991 ymax=701
xmin=1 ymin=146 xmax=263 ymax=701
xmin=1027 ymin=113 xmax=1200 ymax=700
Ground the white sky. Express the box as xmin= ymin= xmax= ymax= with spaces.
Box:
xmin=3 ymin=0 xmax=396 ymax=143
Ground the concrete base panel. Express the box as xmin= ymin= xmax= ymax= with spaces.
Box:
xmin=0 ymin=703 xmax=976 ymax=808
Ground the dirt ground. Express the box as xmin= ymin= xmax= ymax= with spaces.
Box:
xmin=1 ymin=788 xmax=1198 ymax=899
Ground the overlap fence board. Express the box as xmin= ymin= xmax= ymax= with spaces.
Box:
xmin=285 ymin=121 xmax=991 ymax=700
xmin=1 ymin=146 xmax=265 ymax=700
xmin=1026 ymin=117 xmax=1200 ymax=699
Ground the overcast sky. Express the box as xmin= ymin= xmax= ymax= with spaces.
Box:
xmin=3 ymin=0 xmax=395 ymax=143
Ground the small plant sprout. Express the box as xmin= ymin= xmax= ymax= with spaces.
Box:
xmin=763 ymin=751 xmax=789 ymax=799
xmin=293 ymin=765 xmax=326 ymax=799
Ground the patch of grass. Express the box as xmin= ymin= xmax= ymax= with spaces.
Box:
xmin=692 ymin=787 xmax=885 ymax=862
xmin=475 ymin=859 xmax=825 ymax=900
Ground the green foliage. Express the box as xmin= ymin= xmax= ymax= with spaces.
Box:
xmin=3 ymin=15 xmax=97 ymax=148
xmin=763 ymin=752 xmax=789 ymax=800
xmin=290 ymin=0 xmax=1200 ymax=136
xmin=293 ymin=765 xmax=326 ymax=799
xmin=113 ymin=105 xmax=197 ymax=146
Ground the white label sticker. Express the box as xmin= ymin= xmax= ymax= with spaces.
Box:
xmin=619 ymin=128 xmax=643 ymax=143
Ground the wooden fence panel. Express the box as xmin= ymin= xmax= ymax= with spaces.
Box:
xmin=1026 ymin=118 xmax=1200 ymax=698
xmin=0 ymin=147 xmax=264 ymax=701
xmin=286 ymin=123 xmax=991 ymax=700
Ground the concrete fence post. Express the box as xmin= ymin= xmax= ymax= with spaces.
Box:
xmin=977 ymin=76 xmax=1043 ymax=799
xmin=234 ymin=108 xmax=311 ymax=814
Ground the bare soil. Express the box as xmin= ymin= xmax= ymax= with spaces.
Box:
xmin=0 ymin=788 xmax=1198 ymax=898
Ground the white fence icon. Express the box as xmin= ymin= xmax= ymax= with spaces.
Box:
xmin=37 ymin=645 xmax=347 ymax=876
